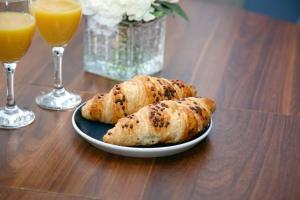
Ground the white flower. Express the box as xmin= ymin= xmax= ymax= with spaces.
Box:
xmin=125 ymin=0 xmax=155 ymax=22
xmin=79 ymin=0 xmax=101 ymax=15
xmin=141 ymin=6 xmax=156 ymax=22
xmin=89 ymin=0 xmax=125 ymax=27
xmin=80 ymin=0 xmax=155 ymax=26
xmin=79 ymin=0 xmax=180 ymax=26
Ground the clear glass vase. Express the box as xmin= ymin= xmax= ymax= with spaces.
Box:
xmin=83 ymin=16 xmax=166 ymax=81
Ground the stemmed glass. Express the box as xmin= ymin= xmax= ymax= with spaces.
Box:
xmin=0 ymin=0 xmax=35 ymax=129
xmin=30 ymin=0 xmax=82 ymax=110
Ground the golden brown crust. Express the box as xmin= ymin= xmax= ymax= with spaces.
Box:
xmin=81 ymin=75 xmax=197 ymax=124
xmin=103 ymin=97 xmax=216 ymax=146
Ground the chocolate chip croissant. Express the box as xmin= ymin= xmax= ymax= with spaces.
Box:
xmin=103 ymin=97 xmax=216 ymax=146
xmin=81 ymin=75 xmax=196 ymax=124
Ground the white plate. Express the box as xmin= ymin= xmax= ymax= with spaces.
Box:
xmin=72 ymin=103 xmax=212 ymax=158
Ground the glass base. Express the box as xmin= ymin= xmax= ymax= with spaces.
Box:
xmin=36 ymin=88 xmax=82 ymax=111
xmin=0 ymin=105 xmax=35 ymax=129
xmin=84 ymin=55 xmax=163 ymax=81
xmin=83 ymin=16 xmax=166 ymax=81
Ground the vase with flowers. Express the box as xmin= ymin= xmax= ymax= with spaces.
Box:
xmin=80 ymin=0 xmax=188 ymax=81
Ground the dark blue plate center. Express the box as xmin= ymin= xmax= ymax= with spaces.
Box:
xmin=74 ymin=104 xmax=113 ymax=142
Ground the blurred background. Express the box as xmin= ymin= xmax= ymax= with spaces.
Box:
xmin=199 ymin=0 xmax=300 ymax=24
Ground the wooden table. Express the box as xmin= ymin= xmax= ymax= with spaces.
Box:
xmin=1 ymin=1 xmax=300 ymax=199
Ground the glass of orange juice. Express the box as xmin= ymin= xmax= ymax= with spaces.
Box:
xmin=0 ymin=0 xmax=35 ymax=129
xmin=30 ymin=0 xmax=82 ymax=110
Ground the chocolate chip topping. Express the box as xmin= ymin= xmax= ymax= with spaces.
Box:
xmin=161 ymin=103 xmax=169 ymax=108
xmin=164 ymin=86 xmax=177 ymax=100
xmin=115 ymin=99 xmax=122 ymax=104
xmin=171 ymin=80 xmax=186 ymax=89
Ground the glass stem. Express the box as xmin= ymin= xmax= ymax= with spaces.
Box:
xmin=52 ymin=47 xmax=64 ymax=90
xmin=4 ymin=63 xmax=16 ymax=108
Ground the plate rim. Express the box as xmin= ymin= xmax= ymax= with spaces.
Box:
xmin=72 ymin=103 xmax=212 ymax=153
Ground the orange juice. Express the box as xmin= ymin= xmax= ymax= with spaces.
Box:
xmin=0 ymin=12 xmax=35 ymax=63
xmin=31 ymin=0 xmax=82 ymax=46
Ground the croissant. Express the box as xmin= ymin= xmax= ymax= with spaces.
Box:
xmin=82 ymin=75 xmax=196 ymax=124
xmin=103 ymin=97 xmax=216 ymax=146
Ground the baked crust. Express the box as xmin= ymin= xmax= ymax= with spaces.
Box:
xmin=103 ymin=97 xmax=216 ymax=146
xmin=81 ymin=75 xmax=196 ymax=124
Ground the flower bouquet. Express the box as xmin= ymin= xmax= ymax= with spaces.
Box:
xmin=81 ymin=0 xmax=188 ymax=81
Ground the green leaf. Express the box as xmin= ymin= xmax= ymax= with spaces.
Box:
xmin=153 ymin=10 xmax=166 ymax=18
xmin=153 ymin=4 xmax=173 ymax=16
xmin=159 ymin=2 xmax=189 ymax=21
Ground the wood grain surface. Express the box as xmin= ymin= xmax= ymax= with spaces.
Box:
xmin=0 ymin=0 xmax=300 ymax=200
